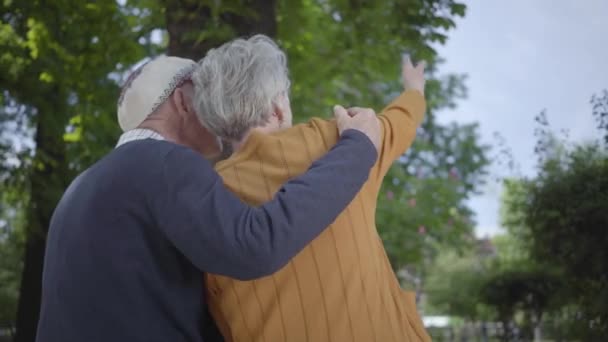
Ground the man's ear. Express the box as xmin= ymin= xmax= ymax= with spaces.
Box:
xmin=172 ymin=87 xmax=193 ymax=117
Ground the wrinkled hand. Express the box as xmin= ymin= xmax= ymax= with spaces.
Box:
xmin=402 ymin=54 xmax=426 ymax=95
xmin=333 ymin=105 xmax=380 ymax=151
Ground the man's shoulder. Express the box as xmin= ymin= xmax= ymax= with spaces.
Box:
xmin=86 ymin=139 xmax=188 ymax=182
xmin=54 ymin=141 xmax=178 ymax=213
xmin=80 ymin=140 xmax=172 ymax=179
xmin=111 ymin=139 xmax=213 ymax=177
xmin=70 ymin=139 xmax=212 ymax=203
xmin=113 ymin=139 xmax=178 ymax=159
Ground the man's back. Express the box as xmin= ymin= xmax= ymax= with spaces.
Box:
xmin=38 ymin=140 xmax=213 ymax=342
xmin=207 ymin=90 xmax=430 ymax=342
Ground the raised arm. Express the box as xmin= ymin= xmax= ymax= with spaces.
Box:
xmin=155 ymin=118 xmax=379 ymax=280
xmin=372 ymin=56 xmax=427 ymax=182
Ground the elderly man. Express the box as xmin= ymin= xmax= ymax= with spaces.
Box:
xmin=36 ymin=56 xmax=381 ymax=342
xmin=195 ymin=35 xmax=430 ymax=341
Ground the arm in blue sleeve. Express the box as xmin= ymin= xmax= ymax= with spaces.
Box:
xmin=156 ymin=129 xmax=377 ymax=280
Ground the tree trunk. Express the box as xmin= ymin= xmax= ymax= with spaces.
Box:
xmin=533 ymin=312 xmax=543 ymax=342
xmin=164 ymin=0 xmax=277 ymax=60
xmin=13 ymin=237 xmax=45 ymax=342
xmin=14 ymin=96 xmax=68 ymax=342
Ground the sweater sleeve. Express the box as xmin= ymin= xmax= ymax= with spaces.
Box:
xmin=154 ymin=129 xmax=377 ymax=280
xmin=372 ymin=90 xmax=426 ymax=183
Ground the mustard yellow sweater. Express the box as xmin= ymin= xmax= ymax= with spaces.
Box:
xmin=207 ymin=90 xmax=429 ymax=342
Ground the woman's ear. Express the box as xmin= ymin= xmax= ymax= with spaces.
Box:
xmin=272 ymin=101 xmax=284 ymax=124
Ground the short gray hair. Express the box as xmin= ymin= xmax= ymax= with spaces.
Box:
xmin=191 ymin=35 xmax=290 ymax=141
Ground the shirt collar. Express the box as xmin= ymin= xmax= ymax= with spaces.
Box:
xmin=115 ymin=128 xmax=165 ymax=148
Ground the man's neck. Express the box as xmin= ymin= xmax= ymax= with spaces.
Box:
xmin=139 ymin=117 xmax=181 ymax=145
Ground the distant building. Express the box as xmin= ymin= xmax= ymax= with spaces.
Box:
xmin=476 ymin=237 xmax=497 ymax=259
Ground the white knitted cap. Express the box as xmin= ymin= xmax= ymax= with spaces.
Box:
xmin=117 ymin=56 xmax=197 ymax=132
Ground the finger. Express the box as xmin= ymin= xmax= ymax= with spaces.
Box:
xmin=416 ymin=60 xmax=427 ymax=72
xmin=346 ymin=107 xmax=366 ymax=116
xmin=333 ymin=105 xmax=349 ymax=123
xmin=347 ymin=107 xmax=374 ymax=113
xmin=356 ymin=108 xmax=376 ymax=117
xmin=402 ymin=53 xmax=412 ymax=69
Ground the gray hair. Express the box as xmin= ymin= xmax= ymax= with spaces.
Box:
xmin=191 ymin=35 xmax=290 ymax=141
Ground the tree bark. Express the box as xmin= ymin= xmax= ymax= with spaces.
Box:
xmin=13 ymin=237 xmax=45 ymax=342
xmin=164 ymin=0 xmax=277 ymax=60
xmin=14 ymin=95 xmax=68 ymax=342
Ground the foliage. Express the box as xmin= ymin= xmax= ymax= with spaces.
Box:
xmin=591 ymin=89 xmax=608 ymax=146
xmin=489 ymin=95 xmax=608 ymax=339
xmin=277 ymin=0 xmax=466 ymax=118
xmin=378 ymin=121 xmax=487 ymax=273
xmin=480 ymin=264 xmax=562 ymax=341
xmin=425 ymin=249 xmax=493 ymax=320
xmin=0 ymin=0 xmax=150 ymax=221
xmin=519 ymin=144 xmax=608 ymax=338
xmin=0 ymin=189 xmax=26 ymax=332
xmin=423 ymin=91 xmax=607 ymax=341
xmin=1 ymin=1 xmax=149 ymax=338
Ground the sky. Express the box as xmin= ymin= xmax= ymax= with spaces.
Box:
xmin=434 ymin=0 xmax=608 ymax=237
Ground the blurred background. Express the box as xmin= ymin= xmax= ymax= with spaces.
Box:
xmin=0 ymin=0 xmax=606 ymax=341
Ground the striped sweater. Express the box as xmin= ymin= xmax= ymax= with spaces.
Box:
xmin=207 ymin=90 xmax=430 ymax=342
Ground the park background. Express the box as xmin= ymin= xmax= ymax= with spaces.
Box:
xmin=0 ymin=0 xmax=606 ymax=341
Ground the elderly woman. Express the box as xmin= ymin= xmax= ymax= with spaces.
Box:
xmin=193 ymin=35 xmax=431 ymax=342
